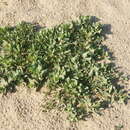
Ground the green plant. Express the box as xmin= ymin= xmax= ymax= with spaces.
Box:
xmin=0 ymin=16 xmax=128 ymax=121
xmin=114 ymin=124 xmax=124 ymax=130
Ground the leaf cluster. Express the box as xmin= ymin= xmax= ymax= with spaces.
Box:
xmin=0 ymin=16 xmax=127 ymax=121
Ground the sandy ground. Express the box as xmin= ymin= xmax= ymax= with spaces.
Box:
xmin=0 ymin=0 xmax=130 ymax=130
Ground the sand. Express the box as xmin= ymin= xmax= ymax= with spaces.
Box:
xmin=0 ymin=0 xmax=130 ymax=130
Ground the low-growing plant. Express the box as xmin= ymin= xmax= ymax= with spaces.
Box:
xmin=0 ymin=16 xmax=128 ymax=121
xmin=114 ymin=124 xmax=124 ymax=130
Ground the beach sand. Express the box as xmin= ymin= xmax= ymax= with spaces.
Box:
xmin=0 ymin=0 xmax=130 ymax=129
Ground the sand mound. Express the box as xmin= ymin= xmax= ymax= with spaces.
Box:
xmin=0 ymin=0 xmax=130 ymax=130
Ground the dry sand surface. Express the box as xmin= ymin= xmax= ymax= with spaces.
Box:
xmin=0 ymin=0 xmax=130 ymax=130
